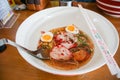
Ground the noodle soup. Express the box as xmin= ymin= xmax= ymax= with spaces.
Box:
xmin=37 ymin=25 xmax=94 ymax=70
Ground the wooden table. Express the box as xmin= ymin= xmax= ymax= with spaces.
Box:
xmin=0 ymin=2 xmax=120 ymax=80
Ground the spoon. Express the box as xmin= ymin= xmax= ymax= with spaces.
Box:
xmin=0 ymin=38 xmax=50 ymax=60
xmin=0 ymin=38 xmax=83 ymax=65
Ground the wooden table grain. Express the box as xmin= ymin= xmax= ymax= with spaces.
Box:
xmin=0 ymin=2 xmax=120 ymax=80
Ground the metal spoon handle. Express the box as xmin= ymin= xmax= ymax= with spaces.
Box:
xmin=0 ymin=38 xmax=48 ymax=60
xmin=0 ymin=38 xmax=29 ymax=52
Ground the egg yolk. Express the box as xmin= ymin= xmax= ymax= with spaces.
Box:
xmin=43 ymin=35 xmax=51 ymax=41
xmin=67 ymin=25 xmax=75 ymax=31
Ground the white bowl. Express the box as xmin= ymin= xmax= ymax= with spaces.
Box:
xmin=16 ymin=7 xmax=119 ymax=75
xmin=96 ymin=0 xmax=120 ymax=17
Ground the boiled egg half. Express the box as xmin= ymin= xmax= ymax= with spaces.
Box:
xmin=40 ymin=32 xmax=53 ymax=42
xmin=65 ymin=24 xmax=79 ymax=34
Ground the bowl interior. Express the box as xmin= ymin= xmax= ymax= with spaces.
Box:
xmin=16 ymin=7 xmax=119 ymax=75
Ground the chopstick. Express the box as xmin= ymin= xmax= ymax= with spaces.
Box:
xmin=78 ymin=4 xmax=120 ymax=78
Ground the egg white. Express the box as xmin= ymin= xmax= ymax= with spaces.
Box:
xmin=40 ymin=32 xmax=53 ymax=42
xmin=65 ymin=25 xmax=79 ymax=34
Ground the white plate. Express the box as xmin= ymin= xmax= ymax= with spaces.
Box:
xmin=16 ymin=7 xmax=119 ymax=75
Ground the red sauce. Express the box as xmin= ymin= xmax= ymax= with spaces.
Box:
xmin=38 ymin=26 xmax=94 ymax=70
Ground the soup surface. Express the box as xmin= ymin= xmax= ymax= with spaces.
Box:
xmin=37 ymin=25 xmax=94 ymax=70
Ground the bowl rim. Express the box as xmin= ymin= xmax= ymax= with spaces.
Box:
xmin=97 ymin=4 xmax=120 ymax=14
xmin=96 ymin=0 xmax=120 ymax=9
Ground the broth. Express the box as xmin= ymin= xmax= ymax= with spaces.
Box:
xmin=37 ymin=26 xmax=94 ymax=70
